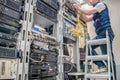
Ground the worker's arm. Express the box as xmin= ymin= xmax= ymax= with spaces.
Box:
xmin=78 ymin=7 xmax=98 ymax=15
xmin=73 ymin=3 xmax=106 ymax=15
xmin=81 ymin=14 xmax=93 ymax=22
xmin=73 ymin=2 xmax=106 ymax=22
xmin=73 ymin=4 xmax=98 ymax=15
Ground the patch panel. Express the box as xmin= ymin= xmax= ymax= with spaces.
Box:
xmin=0 ymin=4 xmax=21 ymax=20
xmin=31 ymin=40 xmax=49 ymax=51
xmin=0 ymin=46 xmax=18 ymax=58
xmin=31 ymin=35 xmax=57 ymax=45
xmin=29 ymin=63 xmax=57 ymax=78
xmin=0 ymin=0 xmax=22 ymax=12
xmin=29 ymin=65 xmax=41 ymax=75
xmin=0 ymin=32 xmax=17 ymax=42
xmin=0 ymin=23 xmax=19 ymax=34
xmin=41 ymin=70 xmax=57 ymax=78
xmin=0 ymin=38 xmax=16 ymax=47
xmin=63 ymin=1 xmax=77 ymax=17
xmin=36 ymin=0 xmax=57 ymax=21
xmin=0 ymin=14 xmax=20 ymax=27
xmin=46 ymin=53 xmax=57 ymax=62
xmin=41 ymin=0 xmax=59 ymax=10
xmin=30 ymin=51 xmax=57 ymax=62
xmin=31 ymin=49 xmax=48 ymax=54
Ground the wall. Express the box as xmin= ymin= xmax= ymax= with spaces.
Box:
xmin=105 ymin=1 xmax=120 ymax=80
xmin=105 ymin=0 xmax=120 ymax=65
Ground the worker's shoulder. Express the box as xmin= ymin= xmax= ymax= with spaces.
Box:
xmin=94 ymin=2 xmax=106 ymax=13
xmin=95 ymin=2 xmax=105 ymax=7
xmin=95 ymin=2 xmax=106 ymax=10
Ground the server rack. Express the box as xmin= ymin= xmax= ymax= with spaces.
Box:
xmin=0 ymin=0 xmax=85 ymax=80
xmin=25 ymin=0 xmax=59 ymax=80
xmin=0 ymin=0 xmax=25 ymax=80
xmin=57 ymin=0 xmax=81 ymax=80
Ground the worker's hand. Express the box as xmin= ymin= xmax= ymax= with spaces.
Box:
xmin=32 ymin=59 xmax=37 ymax=63
xmin=73 ymin=3 xmax=81 ymax=10
xmin=68 ymin=27 xmax=72 ymax=30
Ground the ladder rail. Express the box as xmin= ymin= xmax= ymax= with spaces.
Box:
xmin=84 ymin=30 xmax=114 ymax=80
xmin=85 ymin=33 xmax=89 ymax=80
xmin=106 ymin=30 xmax=111 ymax=80
xmin=89 ymin=44 xmax=95 ymax=73
xmin=106 ymin=30 xmax=115 ymax=80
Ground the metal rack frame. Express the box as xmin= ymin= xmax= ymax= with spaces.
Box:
xmin=57 ymin=0 xmax=81 ymax=80
xmin=0 ymin=0 xmax=82 ymax=80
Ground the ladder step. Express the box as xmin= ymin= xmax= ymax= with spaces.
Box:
xmin=87 ymin=55 xmax=108 ymax=61
xmin=87 ymin=38 xmax=107 ymax=45
xmin=85 ymin=73 xmax=109 ymax=79
xmin=68 ymin=72 xmax=85 ymax=76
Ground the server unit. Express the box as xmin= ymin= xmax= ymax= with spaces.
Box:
xmin=41 ymin=0 xmax=59 ymax=10
xmin=62 ymin=0 xmax=77 ymax=23
xmin=0 ymin=0 xmax=22 ymax=12
xmin=29 ymin=32 xmax=58 ymax=79
xmin=0 ymin=14 xmax=21 ymax=28
xmin=0 ymin=0 xmax=23 ymax=79
xmin=35 ymin=0 xmax=58 ymax=22
xmin=0 ymin=4 xmax=21 ymax=20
